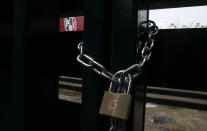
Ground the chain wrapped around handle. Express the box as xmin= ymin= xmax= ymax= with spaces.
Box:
xmin=77 ymin=20 xmax=158 ymax=81
xmin=77 ymin=20 xmax=158 ymax=131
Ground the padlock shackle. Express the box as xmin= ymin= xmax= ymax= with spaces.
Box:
xmin=109 ymin=70 xmax=124 ymax=92
xmin=109 ymin=70 xmax=132 ymax=95
xmin=126 ymin=74 xmax=132 ymax=95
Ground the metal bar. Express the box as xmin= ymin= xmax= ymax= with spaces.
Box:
xmin=81 ymin=0 xmax=110 ymax=131
xmin=149 ymin=0 xmax=207 ymax=9
xmin=147 ymin=86 xmax=207 ymax=100
xmin=59 ymin=76 xmax=82 ymax=83
xmin=59 ymin=81 xmax=82 ymax=92
xmin=13 ymin=0 xmax=59 ymax=130
xmin=146 ymin=97 xmax=207 ymax=110
xmin=0 ymin=1 xmax=13 ymax=131
xmin=111 ymin=0 xmax=148 ymax=130
xmin=26 ymin=0 xmax=58 ymax=130
xmin=146 ymin=29 xmax=207 ymax=92
xmin=12 ymin=0 xmax=28 ymax=130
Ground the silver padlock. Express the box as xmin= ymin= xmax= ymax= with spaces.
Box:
xmin=99 ymin=71 xmax=132 ymax=120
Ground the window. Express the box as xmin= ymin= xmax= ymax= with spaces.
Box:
xmin=58 ymin=76 xmax=82 ymax=103
xmin=149 ymin=5 xmax=207 ymax=29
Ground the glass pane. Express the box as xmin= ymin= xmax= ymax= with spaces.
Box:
xmin=150 ymin=5 xmax=207 ymax=29
xmin=58 ymin=76 xmax=82 ymax=103
xmin=144 ymin=86 xmax=207 ymax=130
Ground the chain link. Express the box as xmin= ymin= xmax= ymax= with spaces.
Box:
xmin=77 ymin=20 xmax=158 ymax=82
xmin=77 ymin=45 xmax=114 ymax=82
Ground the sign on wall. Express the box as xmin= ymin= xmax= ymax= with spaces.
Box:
xmin=60 ymin=16 xmax=84 ymax=32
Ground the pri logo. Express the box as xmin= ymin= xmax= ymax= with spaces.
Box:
xmin=108 ymin=99 xmax=118 ymax=110
xmin=64 ymin=17 xmax=77 ymax=31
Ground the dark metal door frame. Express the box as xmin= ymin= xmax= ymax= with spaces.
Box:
xmin=82 ymin=0 xmax=148 ymax=130
xmin=13 ymin=0 xmax=59 ymax=131
xmin=81 ymin=0 xmax=111 ymax=131
xmin=11 ymin=0 xmax=207 ymax=131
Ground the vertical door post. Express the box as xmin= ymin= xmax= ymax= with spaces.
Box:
xmin=111 ymin=0 xmax=148 ymax=130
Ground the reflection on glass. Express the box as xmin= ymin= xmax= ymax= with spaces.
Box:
xmin=58 ymin=76 xmax=82 ymax=103
xmin=144 ymin=86 xmax=207 ymax=130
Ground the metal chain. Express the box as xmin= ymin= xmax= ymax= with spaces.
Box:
xmin=77 ymin=20 xmax=158 ymax=82
xmin=121 ymin=20 xmax=158 ymax=79
xmin=77 ymin=20 xmax=158 ymax=131
xmin=77 ymin=42 xmax=114 ymax=82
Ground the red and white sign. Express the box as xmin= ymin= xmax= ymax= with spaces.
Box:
xmin=60 ymin=16 xmax=84 ymax=32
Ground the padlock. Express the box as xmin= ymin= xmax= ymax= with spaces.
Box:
xmin=99 ymin=73 xmax=132 ymax=120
